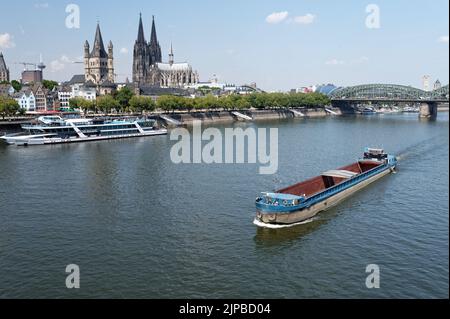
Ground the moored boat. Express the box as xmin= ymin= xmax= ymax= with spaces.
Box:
xmin=0 ymin=116 xmax=167 ymax=146
xmin=361 ymin=107 xmax=377 ymax=115
xmin=255 ymin=148 xmax=397 ymax=226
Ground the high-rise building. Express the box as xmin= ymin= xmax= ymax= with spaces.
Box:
xmin=0 ymin=52 xmax=10 ymax=82
xmin=22 ymin=70 xmax=43 ymax=84
xmin=84 ymin=23 xmax=115 ymax=86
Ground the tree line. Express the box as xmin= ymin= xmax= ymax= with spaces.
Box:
xmin=70 ymin=87 xmax=331 ymax=114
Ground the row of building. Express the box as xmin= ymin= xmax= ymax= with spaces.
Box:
xmin=0 ymin=82 xmax=59 ymax=112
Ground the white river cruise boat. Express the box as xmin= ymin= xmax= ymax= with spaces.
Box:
xmin=1 ymin=116 xmax=168 ymax=146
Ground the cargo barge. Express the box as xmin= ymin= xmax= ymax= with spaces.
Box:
xmin=255 ymin=148 xmax=397 ymax=226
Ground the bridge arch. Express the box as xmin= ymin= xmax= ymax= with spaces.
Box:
xmin=431 ymin=85 xmax=449 ymax=99
xmin=329 ymin=84 xmax=429 ymax=99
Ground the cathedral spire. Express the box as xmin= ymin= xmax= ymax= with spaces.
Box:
xmin=148 ymin=15 xmax=162 ymax=63
xmin=137 ymin=13 xmax=145 ymax=43
xmin=91 ymin=22 xmax=107 ymax=58
xmin=169 ymin=43 xmax=174 ymax=65
xmin=150 ymin=15 xmax=158 ymax=45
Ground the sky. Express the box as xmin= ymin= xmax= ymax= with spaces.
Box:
xmin=0 ymin=0 xmax=448 ymax=91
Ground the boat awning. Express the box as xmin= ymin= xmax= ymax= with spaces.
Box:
xmin=322 ymin=170 xmax=358 ymax=179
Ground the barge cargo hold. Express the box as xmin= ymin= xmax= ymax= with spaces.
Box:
xmin=255 ymin=148 xmax=397 ymax=226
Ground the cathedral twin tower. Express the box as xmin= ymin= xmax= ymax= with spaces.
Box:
xmin=84 ymin=15 xmax=199 ymax=90
xmin=132 ymin=14 xmax=199 ymax=88
xmin=133 ymin=14 xmax=162 ymax=84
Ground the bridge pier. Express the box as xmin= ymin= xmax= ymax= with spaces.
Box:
xmin=419 ymin=102 xmax=438 ymax=119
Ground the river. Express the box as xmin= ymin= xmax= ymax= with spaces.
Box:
xmin=0 ymin=113 xmax=448 ymax=298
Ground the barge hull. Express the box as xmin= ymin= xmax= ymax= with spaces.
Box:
xmin=257 ymin=166 xmax=394 ymax=225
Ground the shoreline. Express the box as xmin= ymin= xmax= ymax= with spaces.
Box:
xmin=1 ymin=105 xmax=448 ymax=134
xmin=156 ymin=108 xmax=343 ymax=126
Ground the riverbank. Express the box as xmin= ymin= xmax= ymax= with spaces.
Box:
xmin=1 ymin=104 xmax=447 ymax=134
xmin=158 ymin=107 xmax=343 ymax=125
xmin=0 ymin=108 xmax=342 ymax=133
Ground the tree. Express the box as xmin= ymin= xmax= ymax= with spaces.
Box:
xmin=69 ymin=97 xmax=95 ymax=113
xmin=197 ymin=95 xmax=221 ymax=110
xmin=11 ymin=80 xmax=22 ymax=92
xmin=97 ymin=95 xmax=119 ymax=114
xmin=157 ymin=95 xmax=181 ymax=113
xmin=233 ymin=95 xmax=251 ymax=110
xmin=0 ymin=96 xmax=20 ymax=119
xmin=114 ymin=86 xmax=134 ymax=111
xmin=42 ymin=80 xmax=59 ymax=91
xmin=129 ymin=96 xmax=156 ymax=114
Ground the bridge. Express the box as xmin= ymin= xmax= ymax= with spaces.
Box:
xmin=329 ymin=84 xmax=449 ymax=118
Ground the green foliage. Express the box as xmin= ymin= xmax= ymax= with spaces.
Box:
xmin=65 ymin=91 xmax=330 ymax=115
xmin=0 ymin=96 xmax=20 ymax=119
xmin=114 ymin=87 xmax=134 ymax=110
xmin=156 ymin=95 xmax=188 ymax=112
xmin=129 ymin=96 xmax=156 ymax=113
xmin=69 ymin=97 xmax=95 ymax=113
xmin=96 ymin=95 xmax=119 ymax=114
xmin=11 ymin=80 xmax=22 ymax=92
xmin=152 ymin=92 xmax=330 ymax=112
xmin=42 ymin=80 xmax=59 ymax=91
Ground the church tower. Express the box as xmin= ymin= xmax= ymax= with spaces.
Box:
xmin=0 ymin=52 xmax=10 ymax=83
xmin=84 ymin=23 xmax=114 ymax=85
xmin=108 ymin=40 xmax=115 ymax=82
xmin=133 ymin=14 xmax=148 ymax=84
xmin=148 ymin=16 xmax=162 ymax=64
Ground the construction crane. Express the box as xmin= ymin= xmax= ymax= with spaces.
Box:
xmin=15 ymin=62 xmax=37 ymax=71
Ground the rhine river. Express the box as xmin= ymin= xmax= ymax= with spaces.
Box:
xmin=0 ymin=113 xmax=448 ymax=299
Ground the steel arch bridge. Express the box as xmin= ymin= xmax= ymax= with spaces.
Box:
xmin=330 ymin=84 xmax=449 ymax=101
xmin=431 ymin=85 xmax=449 ymax=99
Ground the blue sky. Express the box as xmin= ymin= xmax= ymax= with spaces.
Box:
xmin=0 ymin=0 xmax=448 ymax=91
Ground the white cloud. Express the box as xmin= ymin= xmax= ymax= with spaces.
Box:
xmin=226 ymin=49 xmax=236 ymax=55
xmin=438 ymin=35 xmax=449 ymax=43
xmin=326 ymin=59 xmax=345 ymax=65
xmin=50 ymin=60 xmax=65 ymax=72
xmin=60 ymin=55 xmax=71 ymax=63
xmin=266 ymin=11 xmax=289 ymax=24
xmin=50 ymin=55 xmax=78 ymax=72
xmin=0 ymin=33 xmax=16 ymax=49
xmin=120 ymin=47 xmax=129 ymax=54
xmin=293 ymin=13 xmax=316 ymax=25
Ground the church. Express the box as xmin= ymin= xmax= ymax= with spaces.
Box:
xmin=133 ymin=15 xmax=199 ymax=88
xmin=84 ymin=23 xmax=116 ymax=95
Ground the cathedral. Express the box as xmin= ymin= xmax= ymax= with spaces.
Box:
xmin=84 ymin=23 xmax=115 ymax=94
xmin=133 ymin=15 xmax=199 ymax=88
